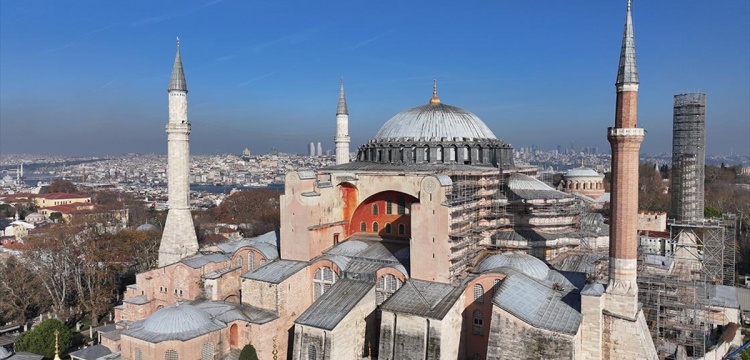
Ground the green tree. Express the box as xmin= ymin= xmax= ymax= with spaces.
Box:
xmin=15 ymin=319 xmax=72 ymax=358
xmin=704 ymin=206 xmax=722 ymax=219
xmin=239 ymin=344 xmax=259 ymax=360
xmin=0 ymin=203 xmax=15 ymax=218
xmin=49 ymin=212 xmax=63 ymax=223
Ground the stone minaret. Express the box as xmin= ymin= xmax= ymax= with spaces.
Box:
xmin=334 ymin=78 xmax=350 ymax=165
xmin=605 ymin=0 xmax=645 ymax=319
xmin=159 ymin=38 xmax=199 ymax=267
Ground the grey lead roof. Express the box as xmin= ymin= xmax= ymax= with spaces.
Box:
xmin=69 ymin=345 xmax=112 ymax=360
xmin=123 ymin=303 xmax=225 ymax=343
xmin=295 ymin=279 xmax=373 ymax=330
xmin=169 ymin=38 xmax=187 ymax=92
xmin=337 ymin=78 xmax=348 ymax=115
xmin=181 ymin=253 xmax=230 ymax=269
xmin=493 ymin=272 xmax=582 ymax=335
xmin=216 ymin=231 xmax=279 ymax=260
xmin=192 ymin=300 xmax=278 ymax=325
xmin=616 ymin=0 xmax=639 ymax=86
xmin=380 ymin=279 xmax=464 ymax=319
xmin=242 ymin=259 xmax=308 ymax=284
xmin=374 ymin=102 xmax=497 ymax=141
xmin=506 ymin=173 xmax=572 ymax=200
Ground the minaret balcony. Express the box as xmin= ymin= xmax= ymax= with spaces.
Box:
xmin=607 ymin=127 xmax=644 ymax=137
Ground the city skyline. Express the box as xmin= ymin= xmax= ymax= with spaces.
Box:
xmin=1 ymin=0 xmax=748 ymax=157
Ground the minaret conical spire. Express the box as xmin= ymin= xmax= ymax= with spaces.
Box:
xmin=336 ymin=77 xmax=348 ymax=115
xmin=169 ymin=37 xmax=188 ymax=92
xmin=616 ymin=0 xmax=638 ymax=88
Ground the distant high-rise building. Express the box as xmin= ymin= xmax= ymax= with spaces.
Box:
xmin=159 ymin=38 xmax=199 ymax=267
xmin=316 ymin=142 xmax=323 ymax=157
xmin=670 ymin=93 xmax=706 ymax=221
xmin=309 ymin=142 xmax=316 ymax=157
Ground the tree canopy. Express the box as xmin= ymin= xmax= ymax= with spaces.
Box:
xmin=15 ymin=319 xmax=72 ymax=359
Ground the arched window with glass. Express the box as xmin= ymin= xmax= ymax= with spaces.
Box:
xmin=360 ymin=222 xmax=367 ymax=232
xmin=313 ymin=266 xmax=337 ymax=301
xmin=372 ymin=203 xmax=379 ymax=215
xmin=376 ymin=274 xmax=403 ymax=305
xmin=474 ymin=284 xmax=484 ymax=303
xmin=384 ymin=223 xmax=392 ymax=234
xmin=308 ymin=344 xmax=317 ymax=360
xmin=372 ymin=222 xmax=379 ymax=233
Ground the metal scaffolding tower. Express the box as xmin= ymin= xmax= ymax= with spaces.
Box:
xmin=670 ymin=93 xmax=706 ymax=222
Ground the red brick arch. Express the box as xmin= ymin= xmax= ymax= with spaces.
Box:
xmin=347 ymin=191 xmax=418 ymax=238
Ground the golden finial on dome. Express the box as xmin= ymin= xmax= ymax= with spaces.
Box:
xmin=272 ymin=337 xmax=278 ymax=360
xmin=53 ymin=329 xmax=61 ymax=360
xmin=429 ymin=79 xmax=440 ymax=104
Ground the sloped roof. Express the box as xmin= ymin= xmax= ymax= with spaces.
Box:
xmin=295 ymin=279 xmax=373 ymax=330
xmin=192 ymin=301 xmax=277 ymax=325
xmin=181 ymin=253 xmax=230 ymax=269
xmin=241 ymin=260 xmax=307 ymax=284
xmin=493 ymin=272 xmax=582 ymax=335
xmin=506 ymin=173 xmax=571 ymax=200
xmin=69 ymin=344 xmax=112 ymax=360
xmin=380 ymin=279 xmax=463 ymax=319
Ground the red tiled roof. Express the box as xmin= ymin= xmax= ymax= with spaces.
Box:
xmin=38 ymin=193 xmax=90 ymax=200
xmin=638 ymin=230 xmax=670 ymax=238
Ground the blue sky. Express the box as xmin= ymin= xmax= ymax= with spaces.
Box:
xmin=1 ymin=0 xmax=748 ymax=156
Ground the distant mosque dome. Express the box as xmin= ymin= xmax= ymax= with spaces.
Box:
xmin=355 ymin=81 xmax=514 ymax=169
xmin=474 ymin=252 xmax=550 ymax=280
xmin=564 ymin=167 xmax=602 ymax=178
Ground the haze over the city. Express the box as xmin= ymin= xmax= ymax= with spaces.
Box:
xmin=1 ymin=0 xmax=748 ymax=157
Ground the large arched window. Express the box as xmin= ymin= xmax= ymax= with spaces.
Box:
xmin=376 ymin=274 xmax=402 ymax=305
xmin=164 ymin=350 xmax=178 ymax=360
xmin=384 ymin=223 xmax=392 ymax=234
xmin=474 ymin=284 xmax=484 ymax=303
xmin=308 ymin=344 xmax=317 ymax=360
xmin=313 ymin=266 xmax=337 ymax=301
xmin=248 ymin=253 xmax=255 ymax=272
xmin=372 ymin=204 xmax=379 ymax=215
xmin=201 ymin=343 xmax=214 ymax=360
xmin=372 ymin=222 xmax=379 ymax=233
xmin=473 ymin=309 xmax=484 ymax=335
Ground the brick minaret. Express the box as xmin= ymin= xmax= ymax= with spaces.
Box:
xmin=159 ymin=38 xmax=199 ymax=267
xmin=335 ymin=78 xmax=351 ymax=165
xmin=605 ymin=0 xmax=645 ymax=319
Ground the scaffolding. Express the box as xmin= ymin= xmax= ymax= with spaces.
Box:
xmin=637 ymin=215 xmax=738 ymax=359
xmin=446 ymin=172 xmax=509 ymax=279
xmin=671 ymin=93 xmax=706 ymax=222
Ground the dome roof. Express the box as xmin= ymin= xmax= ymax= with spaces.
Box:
xmin=136 ymin=223 xmax=159 ymax=232
xmin=374 ymin=102 xmax=497 ymax=141
xmin=142 ymin=304 xmax=214 ymax=334
xmin=474 ymin=252 xmax=549 ymax=280
xmin=565 ymin=167 xmax=602 ymax=178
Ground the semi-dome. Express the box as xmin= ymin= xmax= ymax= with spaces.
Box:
xmin=474 ymin=252 xmax=549 ymax=280
xmin=374 ymin=103 xmax=497 ymax=141
xmin=136 ymin=223 xmax=159 ymax=232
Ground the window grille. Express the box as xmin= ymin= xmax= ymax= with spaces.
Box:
xmin=164 ymin=349 xmax=178 ymax=360
xmin=361 ymin=222 xmax=367 ymax=232
xmin=474 ymin=284 xmax=484 ymax=303
xmin=493 ymin=279 xmax=501 ymax=296
xmin=201 ymin=343 xmax=213 ymax=360
xmin=308 ymin=345 xmax=317 ymax=360
xmin=372 ymin=204 xmax=379 ymax=215
xmin=313 ymin=267 xmax=337 ymax=301
xmin=372 ymin=222 xmax=379 ymax=233
xmin=376 ymin=274 xmax=402 ymax=305
xmin=248 ymin=254 xmax=255 ymax=271
xmin=134 ymin=348 xmax=142 ymax=360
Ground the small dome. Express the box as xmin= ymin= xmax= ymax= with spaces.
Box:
xmin=565 ymin=168 xmax=602 ymax=178
xmin=136 ymin=223 xmax=159 ymax=232
xmin=142 ymin=304 xmax=213 ymax=334
xmin=474 ymin=252 xmax=549 ymax=280
xmin=374 ymin=103 xmax=497 ymax=141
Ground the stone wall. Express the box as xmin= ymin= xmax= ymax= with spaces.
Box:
xmin=486 ymin=306 xmax=576 ymax=360
xmin=601 ymin=310 xmax=657 ymax=360
xmin=378 ymin=312 xmax=445 ymax=360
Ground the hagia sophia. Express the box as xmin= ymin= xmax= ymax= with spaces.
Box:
xmin=96 ymin=2 xmax=717 ymax=359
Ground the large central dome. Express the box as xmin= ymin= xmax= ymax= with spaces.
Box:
xmin=374 ymin=102 xmax=497 ymax=141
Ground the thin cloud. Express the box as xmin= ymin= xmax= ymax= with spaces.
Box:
xmin=98 ymin=78 xmax=118 ymax=90
xmin=350 ymin=30 xmax=392 ymax=50
xmin=42 ymin=22 xmax=119 ymax=55
xmin=131 ymin=0 xmax=223 ymax=27
xmin=251 ymin=30 xmax=311 ymax=53
xmin=238 ymin=72 xmax=276 ymax=87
